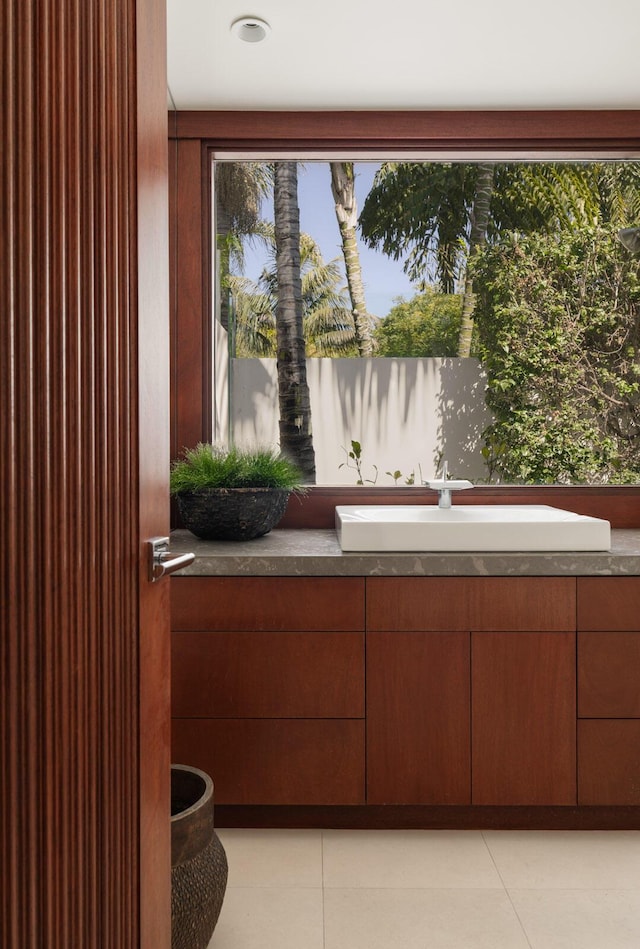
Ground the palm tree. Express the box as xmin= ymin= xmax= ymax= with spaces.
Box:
xmin=215 ymin=161 xmax=272 ymax=329
xmin=359 ymin=160 xmax=640 ymax=356
xmin=227 ymin=225 xmax=357 ymax=357
xmin=458 ymin=162 xmax=495 ymax=357
xmin=329 ymin=162 xmax=375 ymax=355
xmin=273 ymin=162 xmax=316 ymax=482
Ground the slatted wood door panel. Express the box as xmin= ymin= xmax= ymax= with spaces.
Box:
xmin=2 ymin=0 xmax=171 ymax=945
xmin=472 ymin=632 xmax=577 ymax=805
xmin=367 ymin=632 xmax=470 ymax=804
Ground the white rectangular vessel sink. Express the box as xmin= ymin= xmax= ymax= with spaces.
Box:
xmin=335 ymin=504 xmax=611 ymax=552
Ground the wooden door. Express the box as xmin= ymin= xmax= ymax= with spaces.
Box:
xmin=2 ymin=0 xmax=171 ymax=946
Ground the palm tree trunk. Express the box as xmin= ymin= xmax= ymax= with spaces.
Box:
xmin=458 ymin=162 xmax=495 ymax=357
xmin=330 ymin=162 xmax=374 ymax=356
xmin=273 ymin=162 xmax=316 ymax=482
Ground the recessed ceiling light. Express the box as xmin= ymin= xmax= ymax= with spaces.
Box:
xmin=231 ymin=16 xmax=271 ymax=43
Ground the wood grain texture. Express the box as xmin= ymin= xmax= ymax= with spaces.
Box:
xmin=170 ymin=138 xmax=211 ymax=460
xmin=214 ymin=804 xmax=640 ymax=831
xmin=577 ymin=578 xmax=640 ymax=630
xmin=172 ymin=719 xmax=365 ymax=805
xmin=472 ymin=632 xmax=577 ymax=805
xmin=579 ymin=721 xmax=640 ymax=805
xmin=278 ymin=485 xmax=640 ymax=530
xmin=136 ymin=0 xmax=172 ymax=942
xmin=1 ymin=0 xmax=170 ymax=945
xmin=172 ymin=110 xmax=640 ymax=150
xmin=172 ymin=631 xmax=365 ymax=718
xmin=578 ymin=633 xmax=640 ymax=718
xmin=366 ymin=578 xmax=576 ymax=632
xmin=367 ymin=632 xmax=470 ymax=804
xmin=171 ymin=576 xmax=365 ymax=631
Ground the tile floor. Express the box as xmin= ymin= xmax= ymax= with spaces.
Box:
xmin=209 ymin=828 xmax=640 ymax=949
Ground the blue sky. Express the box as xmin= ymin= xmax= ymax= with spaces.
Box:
xmin=241 ymin=161 xmax=415 ymax=318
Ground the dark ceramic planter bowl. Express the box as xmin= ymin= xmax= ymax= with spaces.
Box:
xmin=171 ymin=764 xmax=228 ymax=949
xmin=176 ymin=486 xmax=291 ymax=541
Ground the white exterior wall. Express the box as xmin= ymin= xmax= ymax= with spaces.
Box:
xmin=230 ymin=356 xmax=492 ymax=485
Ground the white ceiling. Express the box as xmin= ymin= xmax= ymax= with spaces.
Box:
xmin=167 ymin=0 xmax=640 ymax=111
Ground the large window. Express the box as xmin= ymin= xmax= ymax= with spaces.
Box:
xmin=211 ymin=157 xmax=640 ymax=487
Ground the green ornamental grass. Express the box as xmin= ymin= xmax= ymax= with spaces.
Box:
xmin=170 ymin=444 xmax=305 ymax=495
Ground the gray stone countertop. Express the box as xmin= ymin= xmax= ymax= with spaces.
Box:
xmin=170 ymin=528 xmax=640 ymax=577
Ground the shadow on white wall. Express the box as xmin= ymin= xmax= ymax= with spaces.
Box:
xmin=228 ymin=357 xmax=492 ymax=485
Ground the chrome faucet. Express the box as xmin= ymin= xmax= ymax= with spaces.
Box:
xmin=425 ymin=459 xmax=473 ymax=509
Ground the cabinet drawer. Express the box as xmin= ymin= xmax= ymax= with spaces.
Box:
xmin=366 ymin=578 xmax=575 ymax=632
xmin=578 ymin=632 xmax=640 ymax=717
xmin=171 ymin=577 xmax=365 ymax=631
xmin=172 ymin=718 xmax=365 ymax=805
xmin=578 ymin=578 xmax=640 ymax=630
xmin=172 ymin=631 xmax=365 ymax=718
xmin=578 ymin=720 xmax=640 ymax=805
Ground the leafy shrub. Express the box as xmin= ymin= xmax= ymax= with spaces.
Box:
xmin=472 ymin=225 xmax=640 ymax=483
xmin=374 ymin=289 xmax=463 ymax=357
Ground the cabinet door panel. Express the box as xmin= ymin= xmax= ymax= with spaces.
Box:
xmin=578 ymin=578 xmax=640 ymax=631
xmin=366 ymin=578 xmax=575 ymax=632
xmin=172 ymin=719 xmax=365 ymax=805
xmin=472 ymin=632 xmax=576 ymax=805
xmin=172 ymin=631 xmax=364 ymax=718
xmin=578 ymin=632 xmax=640 ymax=718
xmin=171 ymin=577 xmax=365 ymax=631
xmin=579 ymin=720 xmax=640 ymax=805
xmin=367 ymin=632 xmax=470 ymax=804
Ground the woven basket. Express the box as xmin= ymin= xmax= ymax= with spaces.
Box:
xmin=176 ymin=486 xmax=291 ymax=541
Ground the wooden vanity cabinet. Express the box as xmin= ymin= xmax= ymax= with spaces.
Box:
xmin=170 ymin=572 xmax=640 ymax=813
xmin=366 ymin=577 xmax=577 ymax=807
xmin=171 ymin=577 xmax=366 ymax=805
xmin=577 ymin=578 xmax=640 ymax=804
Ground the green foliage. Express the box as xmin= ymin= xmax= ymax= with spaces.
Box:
xmin=170 ymin=444 xmax=305 ymax=494
xmin=228 ymin=224 xmax=358 ymax=357
xmin=386 ymin=469 xmax=416 ymax=485
xmin=359 ymin=162 xmax=474 ymax=292
xmin=473 ymin=225 xmax=640 ymax=483
xmin=359 ymin=160 xmax=640 ymax=292
xmin=339 ymin=439 xmax=420 ymax=485
xmin=339 ymin=440 xmax=378 ymax=485
xmin=374 ymin=289 xmax=463 ymax=357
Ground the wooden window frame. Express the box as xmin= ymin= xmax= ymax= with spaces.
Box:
xmin=169 ymin=110 xmax=640 ymax=528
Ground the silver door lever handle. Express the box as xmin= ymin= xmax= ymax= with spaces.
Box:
xmin=148 ymin=536 xmax=195 ymax=582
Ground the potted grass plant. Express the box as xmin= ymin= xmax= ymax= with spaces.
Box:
xmin=170 ymin=443 xmax=304 ymax=541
